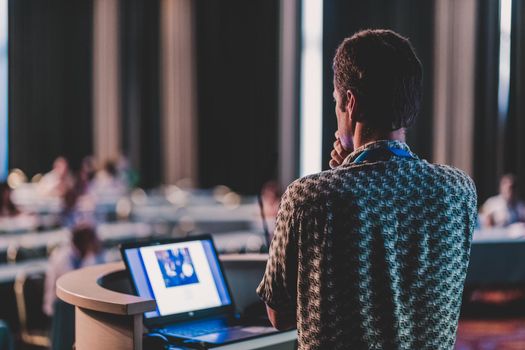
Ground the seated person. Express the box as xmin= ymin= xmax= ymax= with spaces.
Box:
xmin=258 ymin=181 xmax=282 ymax=236
xmin=0 ymin=182 xmax=38 ymax=232
xmin=0 ymin=182 xmax=19 ymax=218
xmin=480 ymin=174 xmax=525 ymax=227
xmin=89 ymin=160 xmax=128 ymax=198
xmin=38 ymin=157 xmax=74 ymax=198
xmin=77 ymin=156 xmax=97 ymax=194
xmin=43 ymin=224 xmax=106 ymax=316
xmin=60 ymin=175 xmax=96 ymax=229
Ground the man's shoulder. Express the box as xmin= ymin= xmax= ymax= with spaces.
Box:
xmin=427 ymin=163 xmax=477 ymax=193
xmin=283 ymin=162 xmax=477 ymax=208
xmin=281 ymin=169 xmax=345 ymax=209
xmin=289 ymin=161 xmax=476 ymax=187
xmin=283 ymin=173 xmax=326 ymax=208
xmin=283 ymin=166 xmax=370 ymax=209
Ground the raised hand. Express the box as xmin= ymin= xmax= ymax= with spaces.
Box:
xmin=329 ymin=132 xmax=352 ymax=169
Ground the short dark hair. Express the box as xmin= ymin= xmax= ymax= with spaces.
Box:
xmin=333 ymin=29 xmax=422 ymax=131
xmin=72 ymin=224 xmax=100 ymax=258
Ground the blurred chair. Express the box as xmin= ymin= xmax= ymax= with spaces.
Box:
xmin=46 ymin=241 xmax=63 ymax=259
xmin=7 ymin=243 xmax=47 ymax=264
xmin=14 ymin=268 xmax=51 ymax=348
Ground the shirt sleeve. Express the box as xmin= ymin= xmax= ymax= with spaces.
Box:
xmin=256 ymin=185 xmax=300 ymax=312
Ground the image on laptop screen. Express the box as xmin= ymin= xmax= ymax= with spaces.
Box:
xmin=123 ymin=239 xmax=232 ymax=319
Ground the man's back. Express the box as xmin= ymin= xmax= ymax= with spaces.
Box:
xmin=257 ymin=140 xmax=477 ymax=349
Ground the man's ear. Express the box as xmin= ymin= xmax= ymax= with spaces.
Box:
xmin=346 ymin=90 xmax=358 ymax=123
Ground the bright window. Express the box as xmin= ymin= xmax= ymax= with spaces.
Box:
xmin=498 ymin=0 xmax=512 ymax=118
xmin=299 ymin=0 xmax=323 ymax=176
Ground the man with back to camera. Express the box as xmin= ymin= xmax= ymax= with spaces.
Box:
xmin=256 ymin=29 xmax=478 ymax=349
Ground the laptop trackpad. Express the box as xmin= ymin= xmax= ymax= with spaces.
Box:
xmin=192 ymin=327 xmax=276 ymax=344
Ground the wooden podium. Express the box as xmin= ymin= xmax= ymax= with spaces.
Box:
xmin=57 ymin=254 xmax=296 ymax=350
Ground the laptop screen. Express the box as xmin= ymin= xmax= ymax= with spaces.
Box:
xmin=123 ymin=238 xmax=232 ymax=319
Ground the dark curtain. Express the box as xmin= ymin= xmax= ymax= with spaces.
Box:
xmin=8 ymin=0 xmax=93 ymax=175
xmin=322 ymin=0 xmax=435 ymax=169
xmin=119 ymin=0 xmax=162 ymax=189
xmin=474 ymin=0 xmax=525 ymax=203
xmin=473 ymin=0 xmax=502 ymax=203
xmin=506 ymin=0 xmax=525 ymax=199
xmin=195 ymin=0 xmax=280 ymax=194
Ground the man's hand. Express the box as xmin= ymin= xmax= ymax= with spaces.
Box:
xmin=329 ymin=132 xmax=352 ymax=169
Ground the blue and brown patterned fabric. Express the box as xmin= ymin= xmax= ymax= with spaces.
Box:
xmin=257 ymin=140 xmax=477 ymax=350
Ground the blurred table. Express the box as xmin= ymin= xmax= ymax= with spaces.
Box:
xmin=0 ymin=259 xmax=47 ymax=283
xmin=0 ymin=222 xmax=152 ymax=264
xmin=0 ymin=229 xmax=267 ymax=284
xmin=200 ymin=230 xmax=267 ymax=254
xmin=131 ymin=203 xmax=259 ymax=232
xmin=169 ymin=204 xmax=257 ymax=221
xmin=466 ymin=227 xmax=525 ymax=286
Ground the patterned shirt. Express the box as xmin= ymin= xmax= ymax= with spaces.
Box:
xmin=257 ymin=140 xmax=477 ymax=350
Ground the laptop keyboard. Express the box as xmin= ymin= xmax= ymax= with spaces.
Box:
xmin=161 ymin=319 xmax=234 ymax=337
xmin=164 ymin=325 xmax=231 ymax=337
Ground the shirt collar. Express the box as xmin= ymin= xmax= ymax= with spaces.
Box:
xmin=342 ymin=140 xmax=414 ymax=165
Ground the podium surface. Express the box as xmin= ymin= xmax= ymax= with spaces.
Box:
xmin=57 ymin=255 xmax=296 ymax=350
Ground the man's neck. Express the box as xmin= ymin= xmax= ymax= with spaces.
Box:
xmin=352 ymin=123 xmax=406 ymax=149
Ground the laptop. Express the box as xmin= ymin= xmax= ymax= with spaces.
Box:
xmin=121 ymin=235 xmax=295 ymax=349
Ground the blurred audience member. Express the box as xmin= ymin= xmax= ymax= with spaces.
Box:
xmin=61 ymin=187 xmax=83 ymax=228
xmin=0 ymin=182 xmax=38 ymax=232
xmin=258 ymin=181 xmax=282 ymax=237
xmin=90 ymin=160 xmax=128 ymax=198
xmin=261 ymin=181 xmax=282 ymax=219
xmin=117 ymin=155 xmax=139 ymax=189
xmin=480 ymin=174 xmax=525 ymax=227
xmin=77 ymin=156 xmax=97 ymax=194
xmin=38 ymin=157 xmax=74 ymax=197
xmin=0 ymin=182 xmax=19 ymax=217
xmin=43 ymin=224 xmax=105 ymax=316
xmin=61 ymin=165 xmax=96 ymax=227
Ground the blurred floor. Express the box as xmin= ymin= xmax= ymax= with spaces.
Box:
xmin=456 ymin=287 xmax=525 ymax=349
xmin=456 ymin=319 xmax=525 ymax=349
